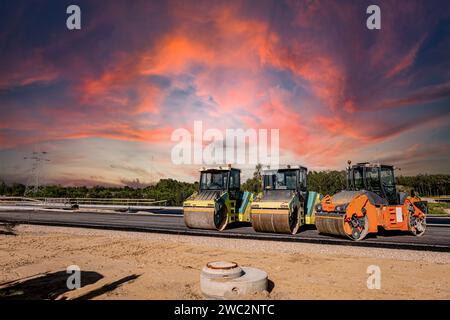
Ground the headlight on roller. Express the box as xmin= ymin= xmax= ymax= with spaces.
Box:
xmin=335 ymin=204 xmax=348 ymax=212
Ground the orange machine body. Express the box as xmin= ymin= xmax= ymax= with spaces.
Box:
xmin=320 ymin=193 xmax=426 ymax=235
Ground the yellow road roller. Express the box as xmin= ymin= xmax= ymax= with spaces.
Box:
xmin=315 ymin=161 xmax=427 ymax=241
xmin=183 ymin=166 xmax=253 ymax=230
xmin=251 ymin=165 xmax=322 ymax=234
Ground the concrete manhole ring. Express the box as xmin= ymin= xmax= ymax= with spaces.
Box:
xmin=200 ymin=261 xmax=268 ymax=299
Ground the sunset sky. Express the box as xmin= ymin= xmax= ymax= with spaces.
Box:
xmin=0 ymin=0 xmax=449 ymax=186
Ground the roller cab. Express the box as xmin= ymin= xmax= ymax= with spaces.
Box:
xmin=315 ymin=162 xmax=427 ymax=241
xmin=183 ymin=166 xmax=252 ymax=231
xmin=251 ymin=165 xmax=321 ymax=234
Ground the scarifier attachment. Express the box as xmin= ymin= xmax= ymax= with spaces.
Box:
xmin=407 ymin=200 xmax=427 ymax=236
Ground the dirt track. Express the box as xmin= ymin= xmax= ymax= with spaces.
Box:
xmin=1 ymin=225 xmax=449 ymax=299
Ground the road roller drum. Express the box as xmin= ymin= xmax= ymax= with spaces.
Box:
xmin=251 ymin=206 xmax=300 ymax=234
xmin=315 ymin=211 xmax=369 ymax=241
xmin=184 ymin=206 xmax=228 ymax=231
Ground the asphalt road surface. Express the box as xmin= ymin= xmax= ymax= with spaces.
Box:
xmin=144 ymin=207 xmax=450 ymax=225
xmin=0 ymin=210 xmax=449 ymax=252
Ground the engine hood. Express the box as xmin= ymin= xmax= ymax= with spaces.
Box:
xmin=331 ymin=190 xmax=388 ymax=206
xmin=260 ymin=190 xmax=294 ymax=202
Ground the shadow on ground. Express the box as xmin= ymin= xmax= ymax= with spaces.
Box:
xmin=0 ymin=222 xmax=17 ymax=236
xmin=267 ymin=279 xmax=275 ymax=293
xmin=0 ymin=270 xmax=103 ymax=300
xmin=74 ymin=274 xmax=141 ymax=300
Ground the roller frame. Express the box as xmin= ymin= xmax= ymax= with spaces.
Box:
xmin=315 ymin=192 xmax=427 ymax=241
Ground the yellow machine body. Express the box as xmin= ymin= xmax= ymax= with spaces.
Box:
xmin=183 ymin=166 xmax=253 ymax=231
xmin=250 ymin=166 xmax=321 ymax=234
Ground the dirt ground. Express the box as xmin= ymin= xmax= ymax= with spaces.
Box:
xmin=0 ymin=224 xmax=449 ymax=300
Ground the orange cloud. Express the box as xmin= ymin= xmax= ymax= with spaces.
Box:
xmin=381 ymin=82 xmax=450 ymax=109
xmin=138 ymin=36 xmax=215 ymax=75
xmin=385 ymin=37 xmax=425 ymax=79
xmin=74 ymin=4 xmax=275 ymax=146
xmin=263 ymin=39 xmax=346 ymax=111
xmin=64 ymin=126 xmax=172 ymax=143
xmin=0 ymin=50 xmax=59 ymax=89
xmin=2 ymin=0 xmax=448 ymax=178
xmin=313 ymin=115 xmax=363 ymax=141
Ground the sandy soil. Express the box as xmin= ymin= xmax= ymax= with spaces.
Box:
xmin=0 ymin=224 xmax=449 ymax=300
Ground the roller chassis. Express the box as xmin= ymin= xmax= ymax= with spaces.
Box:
xmin=316 ymin=190 xmax=427 ymax=241
xmin=183 ymin=167 xmax=253 ymax=231
xmin=315 ymin=162 xmax=428 ymax=241
xmin=250 ymin=166 xmax=321 ymax=234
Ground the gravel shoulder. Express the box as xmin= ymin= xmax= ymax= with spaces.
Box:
xmin=1 ymin=224 xmax=449 ymax=299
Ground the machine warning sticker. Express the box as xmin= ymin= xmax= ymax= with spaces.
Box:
xmin=396 ymin=207 xmax=403 ymax=223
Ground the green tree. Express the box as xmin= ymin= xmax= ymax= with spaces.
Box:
xmin=0 ymin=181 xmax=7 ymax=195
xmin=242 ymin=164 xmax=262 ymax=193
xmin=307 ymin=170 xmax=346 ymax=195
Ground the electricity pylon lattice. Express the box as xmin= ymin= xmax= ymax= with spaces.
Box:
xmin=23 ymin=151 xmax=50 ymax=197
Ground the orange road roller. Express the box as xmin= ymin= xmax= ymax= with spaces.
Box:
xmin=315 ymin=161 xmax=427 ymax=241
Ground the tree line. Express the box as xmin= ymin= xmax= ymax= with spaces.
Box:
xmin=306 ymin=171 xmax=450 ymax=196
xmin=240 ymin=167 xmax=450 ymax=197
xmin=1 ymin=169 xmax=449 ymax=206
xmin=240 ymin=165 xmax=347 ymax=195
xmin=0 ymin=179 xmax=198 ymax=207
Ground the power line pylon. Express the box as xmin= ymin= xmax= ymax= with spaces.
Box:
xmin=23 ymin=151 xmax=50 ymax=197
